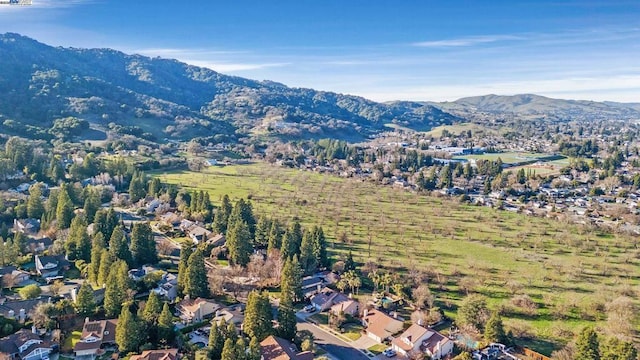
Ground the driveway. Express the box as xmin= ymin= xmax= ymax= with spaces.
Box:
xmin=296 ymin=312 xmax=369 ymax=360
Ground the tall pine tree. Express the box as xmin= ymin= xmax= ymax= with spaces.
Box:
xmin=185 ymin=249 xmax=210 ymax=298
xmin=243 ymin=290 xmax=273 ymax=341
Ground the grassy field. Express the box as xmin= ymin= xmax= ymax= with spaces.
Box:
xmin=153 ymin=162 xmax=640 ymax=354
xmin=425 ymin=123 xmax=509 ymax=137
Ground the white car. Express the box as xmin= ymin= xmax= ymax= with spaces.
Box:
xmin=383 ymin=348 xmax=396 ymax=357
xmin=303 ymin=304 xmax=315 ymax=313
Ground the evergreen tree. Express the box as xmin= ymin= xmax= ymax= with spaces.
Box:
xmin=484 ymin=312 xmax=507 ymax=344
xmin=208 ymin=321 xmax=224 ymax=359
xmin=243 ymin=291 xmax=273 ymax=341
xmin=280 ymin=257 xmax=303 ymax=302
xmin=104 ymin=261 xmax=129 ymax=317
xmin=267 ymin=220 xmax=282 ymax=253
xmin=103 ymin=208 xmax=120 ymax=244
xmin=56 ymin=184 xmax=74 ymax=229
xmin=82 ymin=189 xmax=101 ymax=223
xmin=226 ymin=220 xmax=252 ymax=267
xmin=247 ymin=337 xmax=261 ymax=360
xmin=225 ymin=322 xmax=237 ymax=343
xmin=74 ymin=281 xmax=96 ymax=316
xmin=312 ymin=226 xmax=328 ymax=268
xmin=177 ymin=244 xmax=193 ymax=296
xmin=185 ymin=249 xmax=210 ymax=298
xmin=66 ymin=216 xmax=91 ymax=262
xmin=116 ymin=305 xmax=140 ymax=353
xmin=299 ymin=230 xmax=317 ymax=274
xmin=600 ymin=336 xmax=637 ymax=360
xmin=128 ymin=171 xmax=147 ymax=202
xmin=157 ymin=303 xmax=175 ymax=345
xmin=213 ymin=195 xmax=232 ymax=234
xmin=439 ymin=165 xmax=453 ymax=189
xmin=97 ymin=249 xmax=113 ymax=286
xmin=235 ymin=338 xmax=247 ymax=360
xmin=88 ymin=233 xmax=105 ymax=285
xmin=344 ymin=251 xmax=356 ymax=272
xmin=575 ymin=327 xmax=600 ymax=360
xmin=130 ymin=222 xmax=157 ymax=266
xmin=221 ymin=338 xmax=237 ymax=360
xmin=27 ymin=183 xmax=45 ymax=220
xmin=12 ymin=231 xmax=26 ymax=256
xmin=148 ymin=177 xmax=162 ymax=198
xmin=109 ymin=225 xmax=132 ymax=265
xmin=254 ymin=216 xmax=271 ymax=248
xmin=276 ymin=296 xmax=297 ymax=341
xmin=142 ymin=291 xmax=163 ymax=324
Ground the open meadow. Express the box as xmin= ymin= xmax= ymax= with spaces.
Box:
xmin=152 ymin=162 xmax=640 ymax=354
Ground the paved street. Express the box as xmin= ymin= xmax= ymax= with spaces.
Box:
xmin=296 ymin=312 xmax=369 ymax=360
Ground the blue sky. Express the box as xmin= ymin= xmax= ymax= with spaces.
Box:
xmin=1 ymin=0 xmax=639 ymax=102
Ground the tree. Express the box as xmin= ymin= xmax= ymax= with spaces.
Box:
xmin=247 ymin=337 xmax=261 ymax=360
xmin=457 ymin=294 xmax=489 ymax=332
xmin=575 ymin=327 xmax=600 ymax=360
xmin=83 ymin=189 xmax=101 ymax=223
xmin=277 ymin=297 xmax=297 ymax=341
xmin=267 ymin=220 xmax=282 ymax=253
xmin=177 ymin=244 xmax=193 ymax=295
xmin=88 ymin=233 xmax=105 ymax=285
xmin=411 ymin=284 xmax=434 ymax=310
xmin=311 ymin=226 xmax=328 ymax=268
xmin=128 ymin=171 xmax=147 ymax=202
xmin=299 ymin=230 xmax=317 ymax=274
xmin=56 ymin=184 xmax=74 ymax=229
xmin=226 ymin=220 xmax=252 ymax=267
xmin=221 ymin=338 xmax=237 ymax=360
xmin=97 ymin=249 xmax=113 ymax=286
xmin=208 ymin=321 xmax=224 ymax=359
xmin=116 ymin=305 xmax=140 ymax=353
xmin=75 ymin=281 xmax=96 ymax=317
xmin=600 ymin=336 xmax=637 ymax=360
xmin=344 ymin=251 xmax=356 ymax=272
xmin=27 ymin=183 xmax=45 ymax=220
xmin=243 ymin=290 xmax=273 ymax=341
xmin=280 ymin=257 xmax=303 ymax=303
xmin=19 ymin=284 xmax=42 ymax=299
xmin=66 ymin=216 xmax=91 ymax=261
xmin=109 ymin=226 xmax=132 ymax=265
xmin=142 ymin=291 xmax=162 ymax=323
xmin=185 ymin=249 xmax=210 ymax=298
xmin=281 ymin=222 xmax=302 ymax=259
xmin=104 ymin=261 xmax=129 ymax=317
xmin=254 ymin=216 xmax=271 ymax=248
xmin=32 ymin=303 xmax=56 ymax=330
xmin=130 ymin=222 xmax=157 ymax=266
xmin=484 ymin=312 xmax=507 ymax=344
xmin=439 ymin=165 xmax=453 ymax=189
xmin=213 ymin=195 xmax=232 ymax=234
xmin=157 ymin=303 xmax=175 ymax=345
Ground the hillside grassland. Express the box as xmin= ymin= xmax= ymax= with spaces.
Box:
xmin=152 ymin=162 xmax=640 ymax=354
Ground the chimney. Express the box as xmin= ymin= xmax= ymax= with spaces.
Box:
xmin=19 ymin=309 xmax=26 ymax=322
xmin=393 ymin=311 xmax=397 ymax=319
xmin=363 ymin=309 xmax=368 ymax=318
xmin=71 ymin=288 xmax=78 ymax=302
xmin=85 ymin=317 xmax=90 ymax=323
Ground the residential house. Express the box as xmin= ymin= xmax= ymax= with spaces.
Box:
xmin=391 ymin=324 xmax=453 ymax=359
xmin=177 ymin=298 xmax=220 ymax=324
xmin=13 ymin=219 xmax=40 ymax=235
xmin=34 ymin=255 xmax=69 ymax=279
xmin=301 ymin=276 xmax=325 ymax=299
xmin=152 ymin=273 xmax=178 ymax=301
xmin=207 ymin=234 xmax=226 ymax=247
xmin=73 ymin=319 xmax=118 ymax=358
xmin=211 ymin=305 xmax=244 ymax=326
xmin=259 ymin=335 xmax=313 ymax=360
xmin=0 ymin=297 xmax=53 ymax=323
xmin=128 ymin=269 xmax=146 ymax=281
xmin=310 ymin=288 xmax=358 ymax=316
xmin=129 ymin=349 xmax=179 ymax=360
xmin=361 ymin=309 xmax=404 ymax=343
xmin=0 ymin=328 xmax=54 ymax=360
xmin=0 ymin=267 xmax=31 ymax=288
xmin=159 ymin=212 xmax=182 ymax=228
xmin=185 ymin=225 xmax=213 ymax=245
xmin=24 ymin=237 xmax=53 ymax=255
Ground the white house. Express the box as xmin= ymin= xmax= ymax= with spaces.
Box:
xmin=391 ymin=324 xmax=453 ymax=359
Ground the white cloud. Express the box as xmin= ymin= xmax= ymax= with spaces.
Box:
xmin=186 ymin=60 xmax=290 ymax=72
xmin=413 ymin=35 xmax=522 ymax=47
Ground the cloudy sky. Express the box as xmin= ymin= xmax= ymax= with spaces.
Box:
xmin=1 ymin=0 xmax=639 ymax=102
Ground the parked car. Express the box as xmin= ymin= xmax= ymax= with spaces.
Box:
xmin=303 ymin=304 xmax=315 ymax=312
xmin=383 ymin=348 xmax=396 ymax=358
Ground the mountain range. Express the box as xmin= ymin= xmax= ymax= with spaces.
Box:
xmin=0 ymin=33 xmax=639 ymax=144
